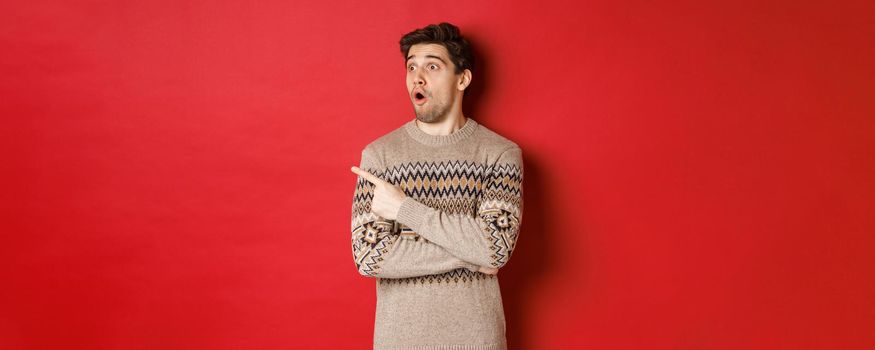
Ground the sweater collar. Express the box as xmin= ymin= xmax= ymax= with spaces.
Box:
xmin=404 ymin=117 xmax=479 ymax=147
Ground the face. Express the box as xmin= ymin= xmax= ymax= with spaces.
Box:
xmin=405 ymin=43 xmax=468 ymax=123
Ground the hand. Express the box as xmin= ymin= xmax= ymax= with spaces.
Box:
xmin=351 ymin=166 xmax=408 ymax=220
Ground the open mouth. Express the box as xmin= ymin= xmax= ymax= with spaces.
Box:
xmin=414 ymin=91 xmax=428 ymax=104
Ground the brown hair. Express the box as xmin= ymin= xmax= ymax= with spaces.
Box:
xmin=400 ymin=22 xmax=475 ymax=85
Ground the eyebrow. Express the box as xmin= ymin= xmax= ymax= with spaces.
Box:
xmin=406 ymin=54 xmax=447 ymax=65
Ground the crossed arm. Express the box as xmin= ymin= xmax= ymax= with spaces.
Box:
xmin=350 ymin=147 xmax=523 ymax=279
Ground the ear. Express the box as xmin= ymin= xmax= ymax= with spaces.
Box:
xmin=457 ymin=69 xmax=472 ymax=92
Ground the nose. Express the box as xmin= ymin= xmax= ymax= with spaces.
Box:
xmin=413 ymin=72 xmax=425 ymax=86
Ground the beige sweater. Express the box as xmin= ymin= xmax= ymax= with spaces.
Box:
xmin=351 ymin=117 xmax=524 ymax=350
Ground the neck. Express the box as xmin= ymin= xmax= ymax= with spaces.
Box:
xmin=415 ymin=101 xmax=466 ymax=136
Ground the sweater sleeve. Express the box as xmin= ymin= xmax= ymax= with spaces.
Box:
xmin=395 ymin=146 xmax=524 ymax=269
xmin=351 ymin=147 xmax=482 ymax=278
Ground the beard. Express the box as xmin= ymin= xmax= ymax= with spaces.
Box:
xmin=413 ymin=95 xmax=452 ymax=123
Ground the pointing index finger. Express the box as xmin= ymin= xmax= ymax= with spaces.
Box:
xmin=350 ymin=166 xmax=384 ymax=185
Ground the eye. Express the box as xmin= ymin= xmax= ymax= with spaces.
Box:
xmin=428 ymin=64 xmax=438 ymax=70
xmin=408 ymin=65 xmax=415 ymax=71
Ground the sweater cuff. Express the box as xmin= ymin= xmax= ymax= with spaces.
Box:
xmin=396 ymin=196 xmax=431 ymax=233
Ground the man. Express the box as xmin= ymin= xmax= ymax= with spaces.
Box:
xmin=349 ymin=22 xmax=524 ymax=350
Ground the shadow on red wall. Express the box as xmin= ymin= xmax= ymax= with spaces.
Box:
xmin=464 ymin=37 xmax=587 ymax=349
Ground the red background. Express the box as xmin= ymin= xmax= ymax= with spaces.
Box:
xmin=2 ymin=1 xmax=873 ymax=349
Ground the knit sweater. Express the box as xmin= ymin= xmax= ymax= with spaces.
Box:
xmin=350 ymin=117 xmax=524 ymax=350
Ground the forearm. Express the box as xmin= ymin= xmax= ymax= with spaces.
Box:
xmin=368 ymin=231 xmax=481 ymax=278
xmin=352 ymin=212 xmax=481 ymax=278
xmin=396 ymin=198 xmax=515 ymax=268
xmin=394 ymin=146 xmax=524 ymax=269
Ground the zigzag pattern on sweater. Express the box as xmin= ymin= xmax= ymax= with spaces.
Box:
xmin=378 ymin=265 xmax=496 ymax=285
xmin=351 ymin=159 xmax=522 ymax=281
